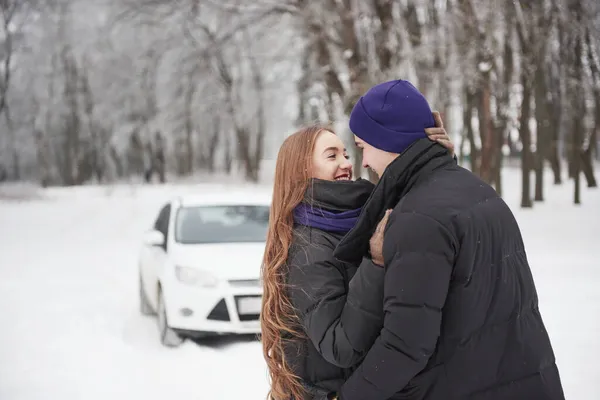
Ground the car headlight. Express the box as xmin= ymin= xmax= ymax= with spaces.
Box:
xmin=175 ymin=266 xmax=219 ymax=287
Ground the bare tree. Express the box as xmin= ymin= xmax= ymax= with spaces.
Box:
xmin=582 ymin=25 xmax=599 ymax=187
xmin=0 ymin=0 xmax=596 ymax=211
xmin=0 ymin=0 xmax=18 ymax=116
xmin=513 ymin=0 xmax=552 ymax=207
xmin=0 ymin=0 xmax=34 ymax=179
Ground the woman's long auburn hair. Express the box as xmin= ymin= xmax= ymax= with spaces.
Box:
xmin=261 ymin=125 xmax=330 ymax=400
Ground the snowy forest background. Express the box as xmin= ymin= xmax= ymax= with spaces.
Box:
xmin=0 ymin=0 xmax=599 ymax=207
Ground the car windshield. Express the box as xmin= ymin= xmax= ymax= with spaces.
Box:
xmin=174 ymin=205 xmax=270 ymax=244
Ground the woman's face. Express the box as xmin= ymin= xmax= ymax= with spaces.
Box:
xmin=311 ymin=130 xmax=353 ymax=181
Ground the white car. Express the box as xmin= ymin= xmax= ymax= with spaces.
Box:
xmin=138 ymin=191 xmax=270 ymax=347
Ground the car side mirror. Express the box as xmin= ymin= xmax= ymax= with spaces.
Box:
xmin=143 ymin=230 xmax=165 ymax=247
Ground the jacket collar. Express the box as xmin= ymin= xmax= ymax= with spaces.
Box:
xmin=333 ymin=138 xmax=455 ymax=263
xmin=303 ymin=178 xmax=374 ymax=212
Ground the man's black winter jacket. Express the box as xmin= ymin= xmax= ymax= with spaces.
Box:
xmin=334 ymin=139 xmax=565 ymax=400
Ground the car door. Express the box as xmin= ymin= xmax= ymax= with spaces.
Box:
xmin=142 ymin=203 xmax=171 ymax=309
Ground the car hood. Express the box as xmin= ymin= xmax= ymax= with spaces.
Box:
xmin=170 ymin=242 xmax=265 ymax=281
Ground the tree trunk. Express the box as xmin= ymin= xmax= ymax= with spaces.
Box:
xmin=206 ymin=116 xmax=220 ymax=173
xmin=581 ymin=142 xmax=597 ymax=187
xmin=184 ymin=80 xmax=195 ymax=175
xmin=35 ymin=130 xmax=51 ymax=187
xmin=493 ymin=124 xmax=504 ymax=197
xmin=581 ymin=73 xmax=600 ymax=187
xmin=311 ymin=22 xmax=345 ymax=109
xmin=568 ymin=141 xmax=576 ymax=179
xmin=593 ymin=95 xmax=600 ymax=163
xmin=109 ymin=145 xmax=124 ymax=179
xmin=80 ymin=66 xmax=103 ymax=183
xmin=547 ymin=60 xmax=562 ymax=185
xmin=295 ymin=46 xmax=311 ymax=125
xmin=403 ymin=2 xmax=430 ymax=96
xmin=492 ymin=19 xmax=514 ymax=197
xmin=478 ymin=72 xmax=494 ymax=183
xmin=175 ymin=137 xmax=186 ymax=176
xmin=589 ymin=92 xmax=600 ymax=164
xmin=333 ymin=0 xmax=369 ymax=179
xmin=548 ymin=122 xmax=562 ymax=184
xmin=534 ymin=68 xmax=548 ymax=202
xmin=247 ymin=35 xmax=266 ymax=184
xmin=372 ymin=0 xmax=395 ymax=76
xmin=223 ymin=131 xmax=232 ymax=174
xmin=573 ymin=132 xmax=582 ymax=205
xmin=61 ymin=49 xmax=82 ymax=186
xmin=464 ymin=89 xmax=478 ymax=175
xmin=586 ymin=27 xmax=600 ymax=164
xmin=458 ymin=133 xmax=467 ymax=165
xmin=533 ymin=151 xmax=545 ymax=201
xmin=336 ymin=0 xmax=365 ymax=115
xmin=520 ymin=78 xmax=533 ymax=208
xmin=570 ymin=1 xmax=584 ymax=204
xmin=4 ymin=105 xmax=19 ymax=180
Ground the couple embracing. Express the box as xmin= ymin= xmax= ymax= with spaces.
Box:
xmin=260 ymin=80 xmax=564 ymax=400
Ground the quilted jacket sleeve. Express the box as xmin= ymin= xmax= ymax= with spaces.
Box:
xmin=287 ymin=241 xmax=385 ymax=368
xmin=339 ymin=212 xmax=456 ymax=400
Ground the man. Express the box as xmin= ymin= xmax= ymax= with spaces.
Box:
xmin=332 ymin=80 xmax=564 ymax=399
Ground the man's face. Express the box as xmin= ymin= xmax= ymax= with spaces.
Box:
xmin=354 ymin=135 xmax=398 ymax=178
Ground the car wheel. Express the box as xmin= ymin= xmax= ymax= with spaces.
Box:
xmin=157 ymin=288 xmax=184 ymax=348
xmin=139 ymin=275 xmax=155 ymax=316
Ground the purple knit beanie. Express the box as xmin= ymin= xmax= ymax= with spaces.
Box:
xmin=349 ymin=80 xmax=435 ymax=154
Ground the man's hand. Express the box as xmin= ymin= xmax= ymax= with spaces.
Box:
xmin=369 ymin=209 xmax=393 ymax=267
xmin=425 ymin=111 xmax=455 ymax=157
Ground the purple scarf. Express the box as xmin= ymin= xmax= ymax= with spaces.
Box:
xmin=293 ymin=203 xmax=362 ymax=233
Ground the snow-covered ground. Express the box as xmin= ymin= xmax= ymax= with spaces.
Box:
xmin=0 ymin=168 xmax=598 ymax=400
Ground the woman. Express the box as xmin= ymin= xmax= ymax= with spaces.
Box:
xmin=261 ymin=119 xmax=453 ymax=400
